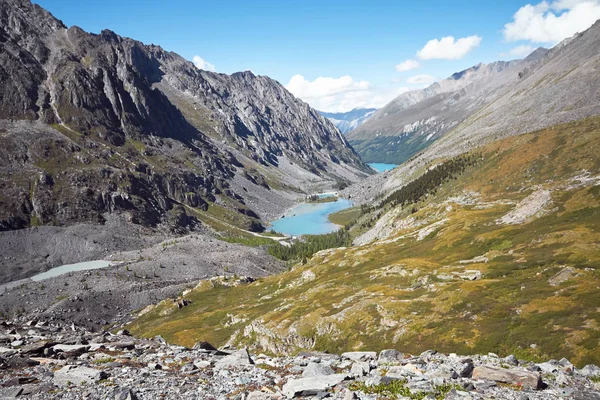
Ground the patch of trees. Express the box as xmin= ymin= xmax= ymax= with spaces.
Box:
xmin=267 ymin=229 xmax=351 ymax=261
xmin=364 ymin=153 xmax=478 ymax=214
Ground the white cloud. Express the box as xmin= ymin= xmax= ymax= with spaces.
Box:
xmin=286 ymin=74 xmax=408 ymax=112
xmin=503 ymin=0 xmax=600 ymax=44
xmin=406 ymin=74 xmax=436 ymax=85
xmin=503 ymin=44 xmax=536 ymax=57
xmin=192 ymin=55 xmax=216 ymax=72
xmin=417 ymin=35 xmax=482 ymax=60
xmin=395 ymin=59 xmax=420 ymax=72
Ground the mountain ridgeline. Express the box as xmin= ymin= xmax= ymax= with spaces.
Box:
xmin=319 ymin=108 xmax=377 ymax=134
xmin=349 ymin=21 xmax=600 ymax=164
xmin=0 ymin=0 xmax=371 ymax=233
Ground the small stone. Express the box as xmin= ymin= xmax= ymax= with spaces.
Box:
xmin=193 ymin=360 xmax=211 ymax=369
xmin=116 ymin=329 xmax=131 ymax=336
xmin=536 ymin=361 xmax=559 ymax=374
xmin=147 ymin=363 xmax=162 ymax=370
xmin=503 ymin=355 xmax=519 ymax=366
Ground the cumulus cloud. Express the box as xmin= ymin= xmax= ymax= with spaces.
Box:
xmin=192 ymin=55 xmax=216 ymax=72
xmin=503 ymin=0 xmax=600 ymax=43
xmin=395 ymin=59 xmax=420 ymax=72
xmin=406 ymin=74 xmax=437 ymax=85
xmin=503 ymin=44 xmax=536 ymax=57
xmin=286 ymin=74 xmax=409 ymax=112
xmin=416 ymin=35 xmax=482 ymax=60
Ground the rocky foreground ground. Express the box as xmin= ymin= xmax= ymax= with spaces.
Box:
xmin=1 ymin=320 xmax=599 ymax=399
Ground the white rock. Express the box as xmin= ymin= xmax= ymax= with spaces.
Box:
xmin=282 ymin=374 xmax=348 ymax=398
xmin=53 ymin=365 xmax=107 ymax=387
xmin=341 ymin=351 xmax=377 ymax=361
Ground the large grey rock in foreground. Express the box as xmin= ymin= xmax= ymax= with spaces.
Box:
xmin=472 ymin=365 xmax=544 ymax=390
xmin=53 ymin=365 xmax=107 ymax=387
xmin=214 ymin=348 xmax=254 ymax=368
xmin=282 ymin=374 xmax=348 ymax=398
xmin=302 ymin=361 xmax=334 ymax=377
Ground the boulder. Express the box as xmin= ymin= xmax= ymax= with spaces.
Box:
xmin=472 ymin=365 xmax=544 ymax=390
xmin=578 ymin=364 xmax=600 ymax=377
xmin=502 ymin=355 xmax=519 ymax=366
xmin=282 ymin=374 xmax=348 ymax=398
xmin=341 ymin=351 xmax=377 ymax=361
xmin=19 ymin=340 xmax=54 ymax=355
xmin=386 ymin=364 xmax=424 ymax=378
xmin=458 ymin=358 xmax=474 ymax=378
xmin=52 ymin=344 xmax=89 ymax=357
xmin=53 ymin=365 xmax=108 ymax=387
xmin=302 ymin=362 xmax=334 ymax=377
xmin=214 ymin=348 xmax=254 ymax=368
xmin=350 ymin=361 xmax=370 ymax=377
xmin=247 ymin=392 xmax=282 ymax=400
xmin=378 ymin=349 xmax=404 ymax=363
xmin=193 ymin=341 xmax=218 ymax=351
xmin=7 ymin=356 xmax=40 ymax=369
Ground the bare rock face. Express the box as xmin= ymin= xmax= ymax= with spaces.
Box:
xmin=0 ymin=0 xmax=370 ymax=233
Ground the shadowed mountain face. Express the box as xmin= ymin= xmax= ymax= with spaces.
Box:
xmin=319 ymin=108 xmax=377 ymax=134
xmin=348 ymin=22 xmax=600 ymax=165
xmin=0 ymin=0 xmax=371 ymax=232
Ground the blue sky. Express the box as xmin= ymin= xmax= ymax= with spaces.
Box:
xmin=34 ymin=0 xmax=600 ymax=112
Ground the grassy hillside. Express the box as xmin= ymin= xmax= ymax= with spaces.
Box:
xmin=128 ymin=117 xmax=600 ymax=366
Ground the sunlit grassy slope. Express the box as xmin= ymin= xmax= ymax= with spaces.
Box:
xmin=128 ymin=117 xmax=600 ymax=366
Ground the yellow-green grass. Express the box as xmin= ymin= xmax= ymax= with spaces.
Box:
xmin=328 ymin=206 xmax=362 ymax=227
xmin=128 ymin=117 xmax=600 ymax=366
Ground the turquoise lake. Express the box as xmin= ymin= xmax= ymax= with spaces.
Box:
xmin=270 ymin=198 xmax=352 ymax=236
xmin=31 ymin=260 xmax=113 ymax=281
xmin=368 ymin=163 xmax=397 ymax=173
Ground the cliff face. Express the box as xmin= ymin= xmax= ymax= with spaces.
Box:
xmin=0 ymin=0 xmax=371 ymax=232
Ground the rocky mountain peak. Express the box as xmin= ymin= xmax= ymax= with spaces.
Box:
xmin=0 ymin=0 xmax=370 ymax=232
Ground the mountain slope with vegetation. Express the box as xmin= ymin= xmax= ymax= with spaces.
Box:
xmin=129 ymin=116 xmax=600 ymax=366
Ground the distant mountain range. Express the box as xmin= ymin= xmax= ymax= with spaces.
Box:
xmin=348 ymin=23 xmax=600 ymax=164
xmin=319 ymin=108 xmax=377 ymax=134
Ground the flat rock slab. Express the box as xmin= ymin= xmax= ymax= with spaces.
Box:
xmin=302 ymin=362 xmax=334 ymax=377
xmin=283 ymin=374 xmax=348 ymax=398
xmin=472 ymin=365 xmax=543 ymax=390
xmin=341 ymin=351 xmax=377 ymax=361
xmin=19 ymin=340 xmax=54 ymax=354
xmin=53 ymin=344 xmax=90 ymax=354
xmin=53 ymin=365 xmax=107 ymax=387
xmin=214 ymin=348 xmax=254 ymax=368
